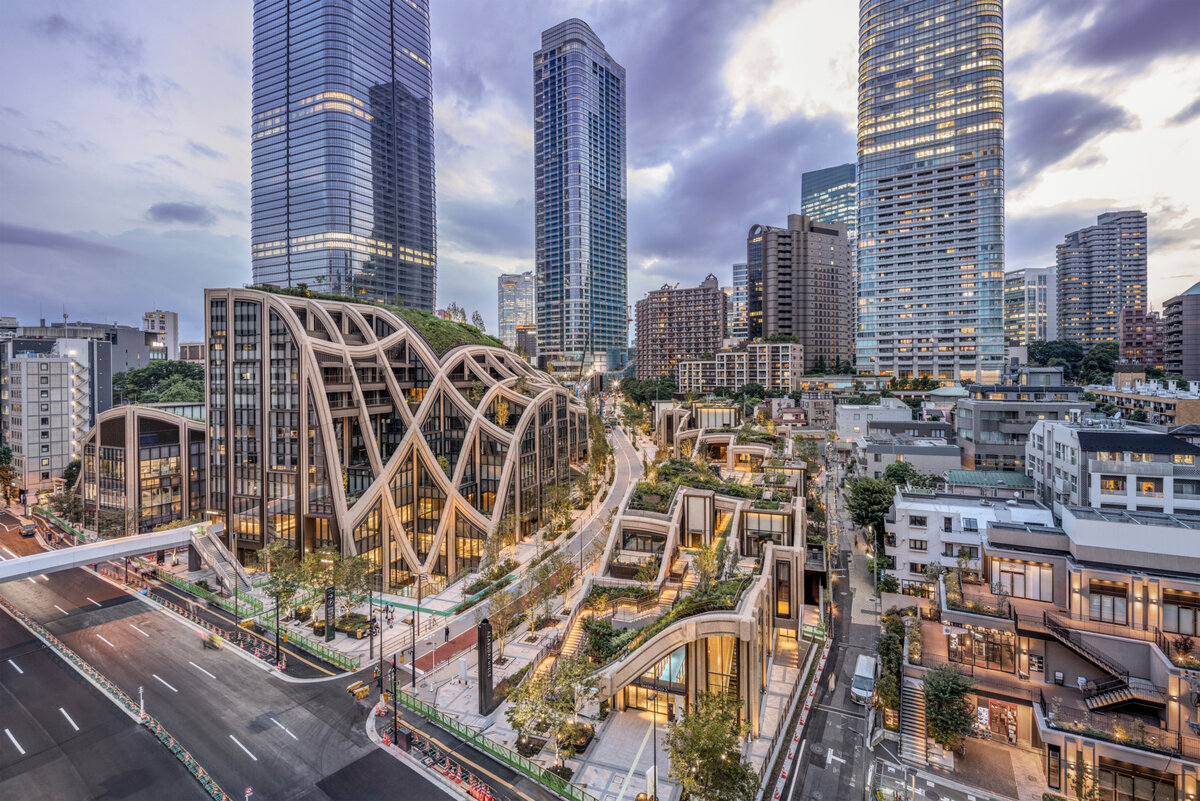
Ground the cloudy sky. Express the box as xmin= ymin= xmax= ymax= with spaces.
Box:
xmin=1 ymin=0 xmax=1197 ymax=342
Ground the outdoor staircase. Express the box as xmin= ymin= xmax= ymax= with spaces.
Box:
xmin=559 ymin=609 xmax=591 ymax=661
xmin=1045 ymin=613 xmax=1167 ymax=711
xmin=190 ymin=527 xmax=253 ymax=598
xmin=900 ymin=677 xmax=928 ymax=765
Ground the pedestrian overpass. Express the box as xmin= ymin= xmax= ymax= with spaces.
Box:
xmin=0 ymin=523 xmax=252 ymax=593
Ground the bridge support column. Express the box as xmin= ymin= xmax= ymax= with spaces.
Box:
xmin=188 ymin=545 xmax=202 ymax=572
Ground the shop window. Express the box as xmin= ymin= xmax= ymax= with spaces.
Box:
xmin=1089 ymin=580 xmax=1127 ymax=624
xmin=1162 ymin=590 xmax=1200 ymax=636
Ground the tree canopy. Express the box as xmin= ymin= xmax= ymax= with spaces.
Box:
xmin=620 ymin=375 xmax=677 ymax=406
xmin=113 ymin=360 xmax=204 ymax=404
xmin=665 ymin=691 xmax=757 ymax=801
xmin=923 ymin=664 xmax=975 ymax=752
xmin=846 ymin=477 xmax=895 ymax=537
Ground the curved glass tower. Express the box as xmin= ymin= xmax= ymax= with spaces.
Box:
xmin=534 ymin=19 xmax=627 ymax=373
xmin=856 ymin=0 xmax=1004 ymax=384
xmin=251 ymin=0 xmax=436 ymax=311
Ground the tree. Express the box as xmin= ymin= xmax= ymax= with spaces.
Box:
xmin=665 ymin=691 xmax=757 ymax=801
xmin=61 ymin=458 xmax=82 ymax=489
xmin=846 ymin=477 xmax=895 ymax=538
xmin=47 ymin=488 xmax=85 ymax=524
xmin=1129 ymin=408 xmax=1148 ymax=422
xmin=471 ymin=310 xmax=486 ymax=332
xmin=334 ymin=554 xmax=375 ymax=619
xmin=695 ymin=542 xmax=720 ymax=594
xmin=1028 ymin=340 xmax=1085 ymax=380
xmin=923 ymin=664 xmax=974 ymax=753
xmin=113 ymin=360 xmax=204 ymax=404
xmin=301 ymin=546 xmax=341 ymax=624
xmin=495 ymin=397 xmax=511 ymax=429
xmin=1078 ymin=342 xmax=1118 ymax=385
xmin=0 ymin=447 xmax=17 ymax=503
xmin=506 ymin=664 xmax=556 ymax=743
xmin=882 ymin=461 xmax=935 ymax=489
xmin=487 ymin=585 xmax=518 ymax=663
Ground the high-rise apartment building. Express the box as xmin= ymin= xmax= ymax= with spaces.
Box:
xmin=1056 ymin=211 xmax=1147 ymax=346
xmin=634 ymin=275 xmax=726 ymax=380
xmin=801 ymin=163 xmax=857 ymax=234
xmin=1164 ymin=281 xmax=1200 ymax=380
xmin=534 ymin=20 xmax=627 ymax=373
xmin=1003 ymin=267 xmax=1057 ymax=345
xmin=1118 ymin=308 xmax=1165 ymax=368
xmin=142 ymin=309 xmax=179 ymax=360
xmin=250 ymin=0 xmax=436 ymax=311
xmin=856 ymin=0 xmax=1005 ymax=383
xmin=497 ymin=272 xmax=534 ymax=349
xmin=728 ymin=262 xmax=749 ymax=342
xmin=748 ymin=214 xmax=853 ymax=372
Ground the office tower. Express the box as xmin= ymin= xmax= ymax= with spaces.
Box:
xmin=728 ymin=262 xmax=749 ymax=342
xmin=634 ymin=275 xmax=726 ymax=380
xmin=747 ymin=215 xmax=853 ymax=372
xmin=497 ymin=272 xmax=535 ymax=349
xmin=205 ymin=287 xmax=586 ymax=574
xmin=1056 ymin=211 xmax=1148 ymax=346
xmin=251 ymin=0 xmax=436 ymax=310
xmin=856 ymin=0 xmax=1005 ymax=383
xmin=142 ymin=309 xmax=179 ymax=360
xmin=1118 ymin=308 xmax=1165 ymax=368
xmin=534 ymin=19 xmax=627 ymax=373
xmin=1003 ymin=267 xmax=1057 ymax=345
xmin=0 ymin=338 xmax=111 ymax=492
xmin=1164 ymin=282 xmax=1200 ymax=380
xmin=515 ymin=325 xmax=538 ymax=362
xmin=801 ymin=163 xmax=857 ymax=233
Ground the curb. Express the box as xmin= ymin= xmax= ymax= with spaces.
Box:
xmin=769 ymin=637 xmax=832 ymax=801
xmin=363 ymin=707 xmax=466 ymax=800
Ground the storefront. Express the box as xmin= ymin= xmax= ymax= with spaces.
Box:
xmin=974 ymin=698 xmax=1019 ymax=744
xmin=949 ymin=627 xmax=1016 ymax=674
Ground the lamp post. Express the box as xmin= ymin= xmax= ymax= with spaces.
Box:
xmin=648 ymin=691 xmax=659 ymax=801
xmin=369 ymin=584 xmax=375 ymax=661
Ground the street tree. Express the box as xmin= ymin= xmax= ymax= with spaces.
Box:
xmin=882 ymin=461 xmax=936 ymax=489
xmin=335 ymin=554 xmax=375 ymax=619
xmin=665 ymin=691 xmax=757 ymax=801
xmin=846 ymin=477 xmax=895 ymax=539
xmin=923 ymin=664 xmax=975 ymax=753
xmin=487 ymin=585 xmax=518 ymax=663
xmin=301 ymin=546 xmax=341 ymax=624
xmin=505 ymin=665 xmax=556 ymax=743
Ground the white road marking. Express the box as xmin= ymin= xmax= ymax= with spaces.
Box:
xmin=4 ymin=729 xmax=24 ymax=755
xmin=270 ymin=716 xmax=299 ymax=740
xmin=27 ymin=578 xmax=37 ymax=584
xmin=39 ymin=575 xmax=48 ymax=581
xmin=54 ymin=604 xmax=70 ymax=616
xmin=229 ymin=734 xmax=258 ymax=761
xmin=130 ymin=624 xmax=150 ymax=637
xmin=97 ymin=634 xmax=115 ymax=648
xmin=189 ymin=661 xmax=216 ymax=679
xmin=826 ymin=747 xmax=846 ymax=766
xmin=1 ymin=547 xmax=16 ymax=558
xmin=59 ymin=708 xmax=79 ymax=732
xmin=86 ymin=597 xmax=102 ymax=607
xmin=6 ymin=659 xmax=23 ymax=675
xmin=152 ymin=674 xmax=178 ymax=692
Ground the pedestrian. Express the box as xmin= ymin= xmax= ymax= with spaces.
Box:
xmin=444 ymin=626 xmax=450 ymax=643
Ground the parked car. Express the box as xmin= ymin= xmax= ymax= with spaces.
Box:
xmin=851 ymin=654 xmax=878 ymax=705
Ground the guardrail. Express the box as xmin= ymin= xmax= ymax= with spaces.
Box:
xmin=253 ymin=615 xmax=360 ymax=672
xmin=0 ymin=594 xmax=233 ymax=801
xmin=393 ymin=686 xmax=598 ymax=801
xmin=32 ymin=507 xmax=86 ymax=543
xmin=154 ymin=568 xmax=263 ymax=615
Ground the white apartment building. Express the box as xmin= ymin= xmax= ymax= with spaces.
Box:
xmin=1025 ymin=418 xmax=1200 ymax=519
xmin=884 ymin=489 xmax=1055 ymax=595
xmin=676 ymin=341 xmax=802 ymax=395
xmin=142 ymin=309 xmax=178 ymax=360
xmin=0 ymin=338 xmax=111 ymax=492
xmin=834 ymin=396 xmax=911 ymax=443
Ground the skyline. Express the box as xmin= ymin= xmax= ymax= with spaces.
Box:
xmin=0 ymin=0 xmax=1198 ymax=341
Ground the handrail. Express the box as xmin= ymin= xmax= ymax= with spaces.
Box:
xmin=1044 ymin=612 xmax=1129 ymax=684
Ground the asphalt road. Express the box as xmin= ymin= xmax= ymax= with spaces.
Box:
xmin=0 ymin=508 xmax=448 ymax=801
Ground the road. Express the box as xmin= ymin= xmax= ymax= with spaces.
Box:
xmin=0 ymin=508 xmax=447 ymax=801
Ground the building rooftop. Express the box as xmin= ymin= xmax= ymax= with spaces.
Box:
xmin=1075 ymin=429 xmax=1200 ymax=456
xmin=895 ymin=490 xmax=1051 ymax=517
xmin=927 ymin=384 xmax=969 ymax=398
xmin=1066 ymin=506 xmax=1200 ymax=530
xmin=942 ymin=469 xmax=1034 ymax=489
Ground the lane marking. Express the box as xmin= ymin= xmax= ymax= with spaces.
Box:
xmin=27 ymin=578 xmax=37 ymax=584
xmin=39 ymin=574 xmax=49 ymax=581
xmin=60 ymin=708 xmax=80 ymax=732
xmin=97 ymin=634 xmax=115 ymax=648
xmin=1 ymin=547 xmax=16 ymax=558
xmin=130 ymin=624 xmax=150 ymax=637
xmin=270 ymin=716 xmax=299 ymax=740
xmin=86 ymin=597 xmax=103 ymax=608
xmin=4 ymin=729 xmax=24 ymax=755
xmin=189 ymin=661 xmax=216 ymax=680
xmin=54 ymin=604 xmax=70 ymax=616
xmin=7 ymin=659 xmax=23 ymax=675
xmin=229 ymin=734 xmax=258 ymax=761
xmin=152 ymin=674 xmax=178 ymax=693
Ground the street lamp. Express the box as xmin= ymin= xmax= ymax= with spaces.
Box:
xmin=647 ymin=691 xmax=660 ymax=801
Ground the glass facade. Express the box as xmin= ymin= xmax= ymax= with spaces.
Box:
xmin=251 ymin=0 xmax=436 ymax=310
xmin=497 ymin=272 xmax=535 ymax=349
xmin=801 ymin=163 xmax=857 ymax=233
xmin=728 ymin=262 xmax=749 ymax=342
xmin=534 ymin=19 xmax=627 ymax=370
xmin=856 ymin=0 xmax=1005 ymax=383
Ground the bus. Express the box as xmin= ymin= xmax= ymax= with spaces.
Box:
xmin=16 ymin=516 xmax=37 ymax=537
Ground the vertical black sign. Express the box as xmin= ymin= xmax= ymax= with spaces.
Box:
xmin=325 ymin=586 xmax=336 ymax=642
xmin=477 ymin=618 xmax=494 ymax=715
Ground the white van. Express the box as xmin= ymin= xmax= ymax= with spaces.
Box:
xmin=851 ymin=655 xmax=877 ymax=705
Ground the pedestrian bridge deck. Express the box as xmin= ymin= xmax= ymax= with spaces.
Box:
xmin=0 ymin=526 xmax=201 ymax=583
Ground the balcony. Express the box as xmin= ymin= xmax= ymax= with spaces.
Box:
xmin=939 ymin=573 xmax=1016 ymax=632
xmin=1036 ymin=688 xmax=1200 ymax=761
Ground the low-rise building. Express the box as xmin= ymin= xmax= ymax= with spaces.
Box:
xmin=834 ymin=397 xmax=911 ymax=443
xmin=1119 ymin=307 xmax=1165 ymax=369
xmin=1088 ymin=381 xmax=1200 ymax=426
xmin=676 ymin=341 xmax=802 ymax=395
xmin=940 ymin=469 xmax=1035 ymax=500
xmin=1026 ymin=418 xmax=1200 ymax=519
xmin=854 ymin=433 xmax=962 ymax=480
xmin=883 ymin=490 xmax=1055 ymax=596
xmin=955 ymin=384 xmax=1092 ymax=471
xmin=178 ymin=342 xmax=205 ymax=364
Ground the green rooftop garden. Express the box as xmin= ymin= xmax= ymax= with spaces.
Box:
xmin=629 ymin=458 xmax=764 ymax=513
xmin=251 ymin=285 xmax=506 ymax=357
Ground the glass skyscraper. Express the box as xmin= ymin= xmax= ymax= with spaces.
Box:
xmin=801 ymin=163 xmax=857 ymax=234
xmin=728 ymin=262 xmax=749 ymax=342
xmin=497 ymin=271 xmax=535 ymax=349
xmin=856 ymin=0 xmax=1005 ymax=383
xmin=534 ymin=19 xmax=627 ymax=372
xmin=251 ymin=0 xmax=436 ymax=311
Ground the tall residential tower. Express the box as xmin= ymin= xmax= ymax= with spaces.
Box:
xmin=1056 ymin=211 xmax=1148 ymax=346
xmin=856 ymin=0 xmax=1005 ymax=383
xmin=497 ymin=272 xmax=535 ymax=349
xmin=251 ymin=0 xmax=436 ymax=310
xmin=534 ymin=20 xmax=627 ymax=373
xmin=1003 ymin=267 xmax=1056 ymax=345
